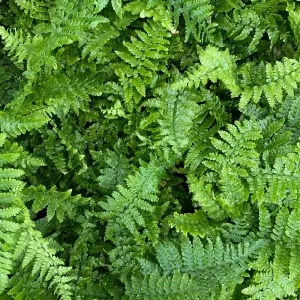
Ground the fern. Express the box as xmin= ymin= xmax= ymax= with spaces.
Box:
xmin=0 ymin=135 xmax=24 ymax=293
xmin=168 ymin=209 xmax=215 ymax=238
xmin=287 ymin=2 xmax=300 ymax=43
xmin=22 ymin=185 xmax=90 ymax=222
xmin=12 ymin=229 xmax=74 ymax=300
xmin=100 ymin=158 xmax=168 ymax=242
xmin=0 ymin=132 xmax=74 ymax=298
xmin=172 ymin=45 xmax=240 ymax=97
xmin=171 ymin=0 xmax=217 ymax=43
xmin=140 ymin=89 xmax=201 ymax=155
xmin=124 ymin=0 xmax=175 ymax=32
xmin=97 ymin=148 xmax=131 ymax=192
xmin=15 ymin=0 xmax=50 ymax=19
xmin=124 ymin=269 xmax=200 ymax=299
xmin=249 ymin=143 xmax=300 ymax=205
xmin=113 ymin=20 xmax=171 ymax=111
xmin=224 ymin=5 xmax=284 ymax=54
xmin=240 ymin=58 xmax=300 ymax=107
xmin=125 ymin=236 xmax=263 ymax=299
xmin=0 ymin=110 xmax=49 ymax=137
xmin=244 ymin=203 xmax=300 ymax=299
xmin=188 ymin=120 xmax=262 ymax=217
xmin=2 ymin=0 xmax=300 ymax=298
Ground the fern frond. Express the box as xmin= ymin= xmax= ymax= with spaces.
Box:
xmin=171 ymin=0 xmax=216 ymax=43
xmin=15 ymin=0 xmax=50 ymax=20
xmin=187 ymin=174 xmax=225 ymax=220
xmin=13 ymin=229 xmax=74 ymax=300
xmin=97 ymin=148 xmax=131 ymax=192
xmin=124 ymin=269 xmax=200 ymax=299
xmin=113 ymin=20 xmax=170 ymax=111
xmin=124 ymin=0 xmax=175 ymax=32
xmin=81 ymin=23 xmax=120 ymax=61
xmin=172 ymin=46 xmax=240 ymax=96
xmin=0 ymin=134 xmax=27 ymax=293
xmin=127 ymin=236 xmax=263 ymax=299
xmin=169 ymin=210 xmax=215 ymax=238
xmin=249 ymin=144 xmax=300 ymax=205
xmin=22 ymin=185 xmax=90 ymax=222
xmin=287 ymin=2 xmax=300 ymax=43
xmin=191 ymin=120 xmax=262 ymax=216
xmin=0 ymin=111 xmax=50 ymax=137
xmin=0 ymin=26 xmax=31 ymax=65
xmin=153 ymin=89 xmax=200 ymax=154
xmin=100 ymin=158 xmax=167 ymax=242
xmin=240 ymin=58 xmax=300 ymax=108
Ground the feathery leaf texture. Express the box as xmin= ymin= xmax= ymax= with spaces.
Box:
xmin=1 ymin=0 xmax=300 ymax=299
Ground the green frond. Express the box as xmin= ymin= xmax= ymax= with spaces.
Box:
xmin=249 ymin=144 xmax=300 ymax=205
xmin=206 ymin=120 xmax=262 ymax=169
xmin=22 ymin=185 xmax=90 ymax=222
xmin=100 ymin=158 xmax=167 ymax=241
xmin=13 ymin=229 xmax=74 ymax=300
xmin=276 ymin=92 xmax=300 ymax=144
xmin=0 ymin=132 xmax=73 ymax=297
xmin=287 ymin=2 xmax=300 ymax=43
xmin=7 ymin=270 xmax=56 ymax=299
xmin=113 ymin=20 xmax=170 ymax=110
xmin=15 ymin=0 xmax=50 ymax=20
xmin=124 ymin=0 xmax=175 ymax=32
xmin=169 ymin=210 xmax=215 ymax=238
xmin=1 ymin=0 xmax=300 ymax=298
xmin=0 ymin=26 xmax=31 ymax=65
xmin=172 ymin=46 xmax=240 ymax=96
xmin=247 ymin=200 xmax=300 ymax=298
xmin=0 ymin=111 xmax=49 ymax=137
xmin=189 ymin=120 xmax=262 ymax=216
xmin=226 ymin=7 xmax=282 ymax=53
xmin=0 ymin=251 xmax=13 ymax=294
xmin=81 ymin=23 xmax=120 ymax=61
xmin=243 ymin=269 xmax=296 ymax=300
xmin=97 ymin=148 xmax=131 ymax=192
xmin=258 ymin=205 xmax=273 ymax=238
xmin=171 ymin=0 xmax=216 ymax=43
xmin=124 ymin=269 xmax=200 ymax=299
xmin=188 ymin=174 xmax=225 ymax=220
xmin=127 ymin=236 xmax=263 ymax=299
xmin=0 ymin=134 xmax=27 ymax=293
xmin=240 ymin=58 xmax=300 ymax=108
xmin=111 ymin=0 xmax=123 ymax=18
xmin=156 ymin=89 xmax=200 ymax=154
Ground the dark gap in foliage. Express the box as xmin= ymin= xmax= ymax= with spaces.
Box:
xmin=230 ymin=105 xmax=242 ymax=123
xmin=169 ymin=162 xmax=195 ymax=214
xmin=84 ymin=120 xmax=95 ymax=129
xmin=35 ymin=207 xmax=47 ymax=220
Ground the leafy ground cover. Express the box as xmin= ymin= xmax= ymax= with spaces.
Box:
xmin=1 ymin=0 xmax=300 ymax=299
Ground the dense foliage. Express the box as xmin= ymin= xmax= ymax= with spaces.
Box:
xmin=1 ymin=0 xmax=300 ymax=299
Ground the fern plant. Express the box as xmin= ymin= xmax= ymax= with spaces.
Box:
xmin=2 ymin=0 xmax=300 ymax=299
